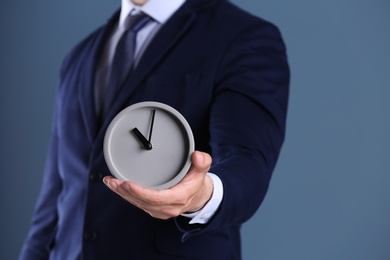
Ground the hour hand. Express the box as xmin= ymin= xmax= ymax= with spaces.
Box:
xmin=131 ymin=127 xmax=153 ymax=150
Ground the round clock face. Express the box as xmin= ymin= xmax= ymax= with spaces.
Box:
xmin=104 ymin=101 xmax=195 ymax=190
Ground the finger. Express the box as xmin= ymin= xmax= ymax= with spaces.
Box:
xmin=103 ymin=177 xmax=137 ymax=202
xmin=103 ymin=177 xmax=143 ymax=206
xmin=103 ymin=177 xmax=179 ymax=219
xmin=104 ymin=176 xmax=173 ymax=207
xmin=123 ymin=181 xmax=172 ymax=206
xmin=119 ymin=183 xmax=184 ymax=218
xmin=103 ymin=176 xmax=121 ymax=191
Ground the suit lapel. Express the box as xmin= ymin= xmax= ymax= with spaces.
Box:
xmin=78 ymin=11 xmax=119 ymax=143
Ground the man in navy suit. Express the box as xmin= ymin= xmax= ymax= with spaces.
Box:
xmin=20 ymin=0 xmax=289 ymax=259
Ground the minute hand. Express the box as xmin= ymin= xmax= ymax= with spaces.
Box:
xmin=148 ymin=109 xmax=156 ymax=143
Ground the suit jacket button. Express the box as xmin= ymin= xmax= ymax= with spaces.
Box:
xmin=89 ymin=172 xmax=104 ymax=182
xmin=83 ymin=230 xmax=98 ymax=241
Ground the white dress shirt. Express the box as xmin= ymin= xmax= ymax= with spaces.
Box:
xmin=95 ymin=0 xmax=223 ymax=224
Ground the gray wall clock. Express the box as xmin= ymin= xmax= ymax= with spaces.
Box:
xmin=104 ymin=101 xmax=195 ymax=190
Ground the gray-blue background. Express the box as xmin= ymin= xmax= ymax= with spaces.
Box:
xmin=1 ymin=0 xmax=389 ymax=259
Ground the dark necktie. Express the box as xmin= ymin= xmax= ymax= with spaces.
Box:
xmin=103 ymin=12 xmax=151 ymax=117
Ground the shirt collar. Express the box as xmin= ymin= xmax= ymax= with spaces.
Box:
xmin=119 ymin=0 xmax=185 ymax=27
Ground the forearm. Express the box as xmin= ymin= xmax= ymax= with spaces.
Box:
xmin=177 ymin=20 xmax=289 ymax=238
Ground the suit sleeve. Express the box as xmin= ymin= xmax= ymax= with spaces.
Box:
xmin=177 ymin=21 xmax=290 ymax=239
xmin=19 ymin=72 xmax=65 ymax=260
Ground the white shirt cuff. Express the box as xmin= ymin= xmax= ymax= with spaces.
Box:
xmin=181 ymin=173 xmax=223 ymax=224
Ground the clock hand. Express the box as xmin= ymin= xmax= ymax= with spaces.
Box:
xmin=148 ymin=109 xmax=156 ymax=143
xmin=131 ymin=127 xmax=153 ymax=150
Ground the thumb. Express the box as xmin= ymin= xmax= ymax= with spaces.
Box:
xmin=191 ymin=151 xmax=212 ymax=174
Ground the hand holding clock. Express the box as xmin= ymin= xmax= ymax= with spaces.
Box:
xmin=103 ymin=151 xmax=214 ymax=219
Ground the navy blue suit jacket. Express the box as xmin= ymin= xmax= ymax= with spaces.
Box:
xmin=20 ymin=0 xmax=289 ymax=259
